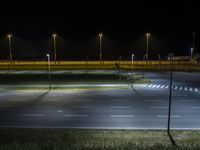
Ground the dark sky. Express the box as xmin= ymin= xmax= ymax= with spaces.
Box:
xmin=0 ymin=0 xmax=200 ymax=60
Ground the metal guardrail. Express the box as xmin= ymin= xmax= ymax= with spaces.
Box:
xmin=0 ymin=60 xmax=199 ymax=71
xmin=0 ymin=60 xmax=197 ymax=65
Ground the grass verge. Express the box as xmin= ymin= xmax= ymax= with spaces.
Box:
xmin=0 ymin=129 xmax=200 ymax=150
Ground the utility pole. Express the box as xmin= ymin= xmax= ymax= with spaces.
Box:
xmin=47 ymin=54 xmax=51 ymax=91
xmin=167 ymin=54 xmax=174 ymax=134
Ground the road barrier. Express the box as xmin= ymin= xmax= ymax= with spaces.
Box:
xmin=0 ymin=60 xmax=199 ymax=71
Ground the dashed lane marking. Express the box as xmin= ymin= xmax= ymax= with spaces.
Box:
xmin=110 ymin=115 xmax=135 ymax=118
xmin=21 ymin=114 xmax=44 ymax=117
xmin=110 ymin=106 xmax=131 ymax=109
xmin=157 ymin=115 xmax=181 ymax=118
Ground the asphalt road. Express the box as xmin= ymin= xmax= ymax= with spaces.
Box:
xmin=0 ymin=70 xmax=200 ymax=129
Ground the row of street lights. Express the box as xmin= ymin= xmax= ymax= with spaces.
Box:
xmin=5 ymin=32 xmax=152 ymax=62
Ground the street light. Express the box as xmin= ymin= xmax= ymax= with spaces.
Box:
xmin=7 ymin=33 xmax=13 ymax=63
xmin=131 ymin=54 xmax=134 ymax=87
xmin=190 ymin=48 xmax=194 ymax=60
xmin=119 ymin=56 xmax=122 ymax=82
xmin=47 ymin=53 xmax=51 ymax=91
xmin=146 ymin=32 xmax=151 ymax=60
xmin=167 ymin=53 xmax=174 ymax=134
xmin=98 ymin=32 xmax=103 ymax=62
xmin=192 ymin=31 xmax=195 ymax=54
xmin=52 ymin=33 xmax=57 ymax=64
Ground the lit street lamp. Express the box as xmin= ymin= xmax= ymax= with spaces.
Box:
xmin=119 ymin=56 xmax=122 ymax=82
xmin=98 ymin=32 xmax=103 ymax=61
xmin=190 ymin=48 xmax=194 ymax=60
xmin=47 ymin=53 xmax=51 ymax=91
xmin=146 ymin=32 xmax=151 ymax=60
xmin=131 ymin=53 xmax=134 ymax=87
xmin=192 ymin=31 xmax=195 ymax=54
xmin=52 ymin=33 xmax=57 ymax=64
xmin=7 ymin=33 xmax=13 ymax=63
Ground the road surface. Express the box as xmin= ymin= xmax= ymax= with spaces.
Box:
xmin=0 ymin=71 xmax=199 ymax=129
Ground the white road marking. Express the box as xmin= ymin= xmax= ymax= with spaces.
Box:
xmin=110 ymin=115 xmax=135 ymax=118
xmin=22 ymin=114 xmax=44 ymax=117
xmin=179 ymin=100 xmax=197 ymax=102
xmin=0 ymin=105 xmax=14 ymax=107
xmin=144 ymin=100 xmax=164 ymax=102
xmin=32 ymin=106 xmax=52 ymax=108
xmin=148 ymin=84 xmax=153 ymax=87
xmin=157 ymin=115 xmax=181 ymax=118
xmin=150 ymin=107 xmax=168 ymax=109
xmin=195 ymin=88 xmax=198 ymax=92
xmin=9 ymin=98 xmax=26 ymax=101
xmin=156 ymin=85 xmax=161 ymax=88
xmin=110 ymin=106 xmax=131 ymax=109
xmin=191 ymin=107 xmax=200 ymax=109
xmin=111 ymin=100 xmax=128 ymax=102
xmin=152 ymin=85 xmax=157 ymax=88
xmin=57 ymin=110 xmax=63 ymax=113
xmin=70 ymin=106 xmax=91 ymax=108
xmin=174 ymin=93 xmax=188 ymax=96
xmin=184 ymin=87 xmax=188 ymax=91
xmin=64 ymin=115 xmax=88 ymax=117
xmin=189 ymin=87 xmax=193 ymax=91
xmin=77 ymin=100 xmax=93 ymax=102
xmin=160 ymin=85 xmax=165 ymax=88
xmin=179 ymin=87 xmax=183 ymax=90
xmin=43 ymin=99 xmax=58 ymax=101
xmin=174 ymin=86 xmax=178 ymax=90
xmin=165 ymin=85 xmax=169 ymax=89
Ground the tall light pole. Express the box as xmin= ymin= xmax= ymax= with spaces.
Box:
xmin=119 ymin=56 xmax=121 ymax=82
xmin=167 ymin=53 xmax=174 ymax=134
xmin=98 ymin=32 xmax=103 ymax=62
xmin=7 ymin=33 xmax=13 ymax=64
xmin=192 ymin=31 xmax=195 ymax=54
xmin=131 ymin=53 xmax=134 ymax=87
xmin=190 ymin=48 xmax=194 ymax=60
xmin=52 ymin=33 xmax=57 ymax=64
xmin=146 ymin=32 xmax=151 ymax=60
xmin=47 ymin=54 xmax=51 ymax=91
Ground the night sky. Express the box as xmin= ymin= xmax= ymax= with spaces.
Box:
xmin=0 ymin=0 xmax=200 ymax=60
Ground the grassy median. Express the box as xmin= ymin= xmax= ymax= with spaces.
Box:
xmin=0 ymin=129 xmax=200 ymax=150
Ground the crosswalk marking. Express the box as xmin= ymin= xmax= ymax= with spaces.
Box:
xmin=146 ymin=84 xmax=198 ymax=93
xmin=152 ymin=85 xmax=157 ymax=88
xmin=160 ymin=85 xmax=165 ymax=88
xmin=156 ymin=85 xmax=161 ymax=88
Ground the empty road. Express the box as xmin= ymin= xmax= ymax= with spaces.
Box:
xmin=0 ymin=70 xmax=199 ymax=129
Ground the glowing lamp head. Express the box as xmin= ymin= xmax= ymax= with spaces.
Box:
xmin=52 ymin=33 xmax=57 ymax=38
xmin=7 ymin=33 xmax=12 ymax=38
xmin=132 ymin=54 xmax=134 ymax=57
xmin=46 ymin=54 xmax=50 ymax=57
xmin=146 ymin=32 xmax=150 ymax=37
xmin=98 ymin=32 xmax=103 ymax=38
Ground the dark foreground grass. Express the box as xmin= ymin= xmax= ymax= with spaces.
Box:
xmin=0 ymin=129 xmax=200 ymax=150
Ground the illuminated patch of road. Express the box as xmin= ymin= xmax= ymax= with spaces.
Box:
xmin=157 ymin=115 xmax=181 ymax=118
xmin=64 ymin=115 xmax=88 ymax=117
xmin=110 ymin=106 xmax=131 ymax=109
xmin=110 ymin=115 xmax=135 ymax=118
xmin=21 ymin=114 xmax=44 ymax=117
